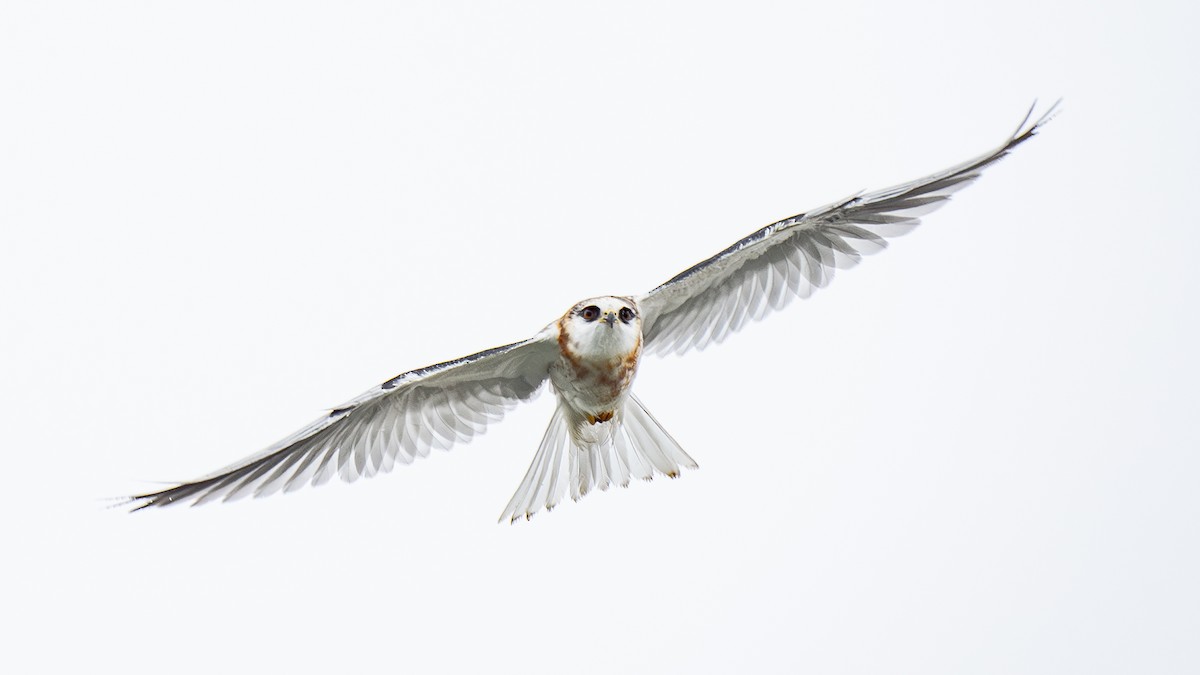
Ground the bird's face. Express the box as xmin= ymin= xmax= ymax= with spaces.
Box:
xmin=561 ymin=296 xmax=642 ymax=359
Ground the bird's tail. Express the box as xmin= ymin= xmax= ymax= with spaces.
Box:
xmin=499 ymin=394 xmax=698 ymax=523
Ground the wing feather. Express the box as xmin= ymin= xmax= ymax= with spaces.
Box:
xmin=638 ymin=102 xmax=1058 ymax=356
xmin=127 ymin=329 xmax=560 ymax=509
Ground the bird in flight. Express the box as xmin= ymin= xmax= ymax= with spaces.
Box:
xmin=129 ymin=103 xmax=1058 ymax=522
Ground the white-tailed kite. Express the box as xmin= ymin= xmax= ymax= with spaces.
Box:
xmin=129 ymin=103 xmax=1058 ymax=521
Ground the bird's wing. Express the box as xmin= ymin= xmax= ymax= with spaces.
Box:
xmin=128 ymin=328 xmax=561 ymax=509
xmin=637 ymin=102 xmax=1058 ymax=357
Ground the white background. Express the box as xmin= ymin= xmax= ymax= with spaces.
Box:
xmin=3 ymin=1 xmax=1197 ymax=673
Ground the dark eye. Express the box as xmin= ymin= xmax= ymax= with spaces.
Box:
xmin=580 ymin=305 xmax=600 ymax=321
xmin=619 ymin=307 xmax=635 ymax=323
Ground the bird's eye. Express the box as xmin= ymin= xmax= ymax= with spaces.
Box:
xmin=619 ymin=307 xmax=635 ymax=323
xmin=580 ymin=306 xmax=600 ymax=321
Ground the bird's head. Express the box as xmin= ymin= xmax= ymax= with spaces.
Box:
xmin=560 ymin=296 xmax=642 ymax=358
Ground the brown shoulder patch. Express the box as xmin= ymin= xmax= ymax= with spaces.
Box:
xmin=557 ymin=314 xmax=589 ymax=377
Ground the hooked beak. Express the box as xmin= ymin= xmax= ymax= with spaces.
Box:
xmin=601 ymin=311 xmax=617 ymax=327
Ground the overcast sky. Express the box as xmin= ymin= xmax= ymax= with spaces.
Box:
xmin=3 ymin=1 xmax=1198 ymax=673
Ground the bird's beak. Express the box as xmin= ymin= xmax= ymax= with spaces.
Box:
xmin=601 ymin=312 xmax=617 ymax=327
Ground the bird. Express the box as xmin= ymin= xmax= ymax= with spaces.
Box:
xmin=127 ymin=102 xmax=1058 ymax=522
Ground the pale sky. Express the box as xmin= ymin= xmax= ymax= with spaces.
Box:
xmin=3 ymin=1 xmax=1198 ymax=673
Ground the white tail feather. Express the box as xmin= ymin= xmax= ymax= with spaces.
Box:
xmin=499 ymin=394 xmax=697 ymax=523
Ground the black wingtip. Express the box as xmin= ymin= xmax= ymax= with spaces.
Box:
xmin=123 ymin=492 xmax=164 ymax=512
xmin=1035 ymin=98 xmax=1064 ymax=129
xmin=97 ymin=494 xmax=143 ymax=513
xmin=122 ymin=480 xmax=201 ymax=512
xmin=1012 ymin=98 xmax=1063 ymax=143
xmin=1010 ymin=100 xmax=1039 ymax=139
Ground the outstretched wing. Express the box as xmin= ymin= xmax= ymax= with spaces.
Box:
xmin=128 ymin=329 xmax=561 ymax=509
xmin=637 ymin=102 xmax=1058 ymax=356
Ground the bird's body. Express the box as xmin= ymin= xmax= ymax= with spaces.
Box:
xmin=515 ymin=295 xmax=696 ymax=516
xmin=551 ymin=296 xmax=642 ymax=424
xmin=128 ymin=103 xmax=1058 ymax=522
